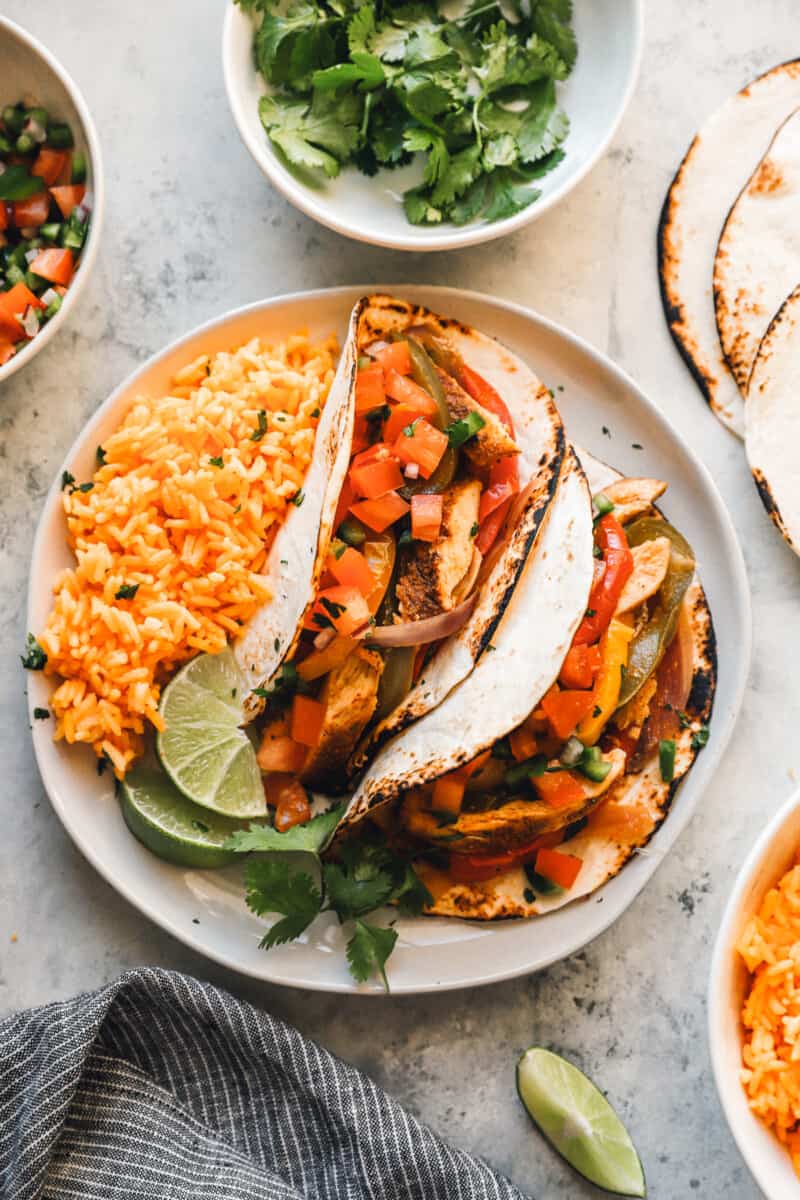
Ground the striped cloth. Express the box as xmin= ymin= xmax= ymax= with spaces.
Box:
xmin=0 ymin=967 xmax=525 ymax=1200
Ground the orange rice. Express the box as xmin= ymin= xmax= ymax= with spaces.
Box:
xmin=39 ymin=331 xmax=338 ymax=777
xmin=737 ymin=861 xmax=800 ymax=1176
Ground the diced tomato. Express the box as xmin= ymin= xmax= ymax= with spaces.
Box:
xmin=0 ymin=203 xmax=8 ymax=232
xmin=257 ymin=724 xmax=307 ymax=774
xmin=393 ymin=418 xmax=448 ymax=479
xmin=534 ymin=846 xmax=583 ymax=889
xmin=307 ymin=584 xmax=370 ymax=637
xmin=541 ymin=687 xmax=596 ymax=740
xmin=290 ymin=694 xmax=326 ymax=748
xmin=349 ymin=453 xmax=403 ymax=500
xmin=32 ymin=149 xmax=69 ymax=187
xmin=383 ymin=402 xmax=434 ymax=445
xmin=559 ymin=644 xmax=603 ymax=690
xmin=274 ymin=778 xmax=312 ymax=831
xmin=333 ymin=476 xmax=356 ymax=532
xmin=533 ymin=771 xmax=586 ymax=810
xmin=349 ymin=491 xmax=409 ymax=533
xmin=384 ymin=367 xmax=438 ymax=413
xmin=509 ymin=725 xmax=538 ymax=761
xmin=349 ymin=415 xmax=372 ymax=456
xmin=411 ymin=493 xmax=443 ymax=542
xmin=12 ymin=191 xmax=50 ymax=228
xmin=374 ymin=341 xmax=412 ymax=375
xmin=0 ymin=282 xmax=45 ymax=341
xmin=448 ymin=831 xmax=563 ymax=883
xmin=431 ymin=773 xmax=465 ymax=815
xmin=0 ymin=341 xmax=15 ymax=366
xmin=50 ymin=184 xmax=85 ymax=219
xmin=30 ymin=248 xmax=74 ymax=286
xmin=354 ymin=362 xmax=385 ymax=413
xmin=329 ymin=546 xmax=375 ymax=595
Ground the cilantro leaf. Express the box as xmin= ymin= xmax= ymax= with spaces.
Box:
xmin=313 ymin=52 xmax=385 ymax=93
xmin=224 ymin=803 xmax=345 ymax=854
xmin=21 ymin=633 xmax=47 ymax=671
xmin=260 ymin=92 xmax=360 ymax=178
xmin=323 ymin=845 xmax=397 ymax=919
xmin=347 ymin=5 xmax=375 ymax=55
xmin=446 ymin=410 xmax=486 ymax=447
xmin=346 ymin=920 xmax=398 ymax=990
xmin=244 ymin=858 xmax=322 ymax=948
xmin=532 ymin=0 xmax=578 ymax=72
xmin=393 ymin=864 xmax=433 ymax=917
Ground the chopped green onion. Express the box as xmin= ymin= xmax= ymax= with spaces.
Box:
xmin=446 ymin=411 xmax=485 ymax=448
xmin=115 ymin=583 xmax=139 ymax=600
xmin=691 ymin=726 xmax=710 ymax=750
xmin=504 ymin=754 xmax=548 ymax=787
xmin=0 ymin=164 xmax=44 ymax=201
xmin=578 ymin=745 xmax=611 ymax=783
xmin=47 ymin=122 xmax=74 ymax=149
xmin=659 ymin=738 xmax=676 ymax=782
xmin=250 ymin=409 xmax=268 ymax=440
xmin=71 ymin=151 xmax=87 ymax=184
xmin=337 ymin=517 xmax=367 ymax=548
xmin=15 ymin=132 xmax=36 ymax=155
xmin=44 ymin=296 xmax=62 ymax=321
xmin=26 ymin=106 xmax=49 ymax=129
xmin=593 ymin=492 xmax=615 ymax=516
xmin=2 ymin=105 xmax=25 ymax=134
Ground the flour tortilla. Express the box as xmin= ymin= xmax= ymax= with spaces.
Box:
xmin=659 ymin=60 xmax=800 ymax=438
xmin=235 ymin=299 xmax=363 ymax=717
xmin=746 ymin=286 xmax=800 ymax=557
xmin=418 ymin=451 xmax=717 ymax=921
xmin=349 ymin=294 xmax=565 ymax=771
xmin=715 ymin=108 xmax=800 ymax=396
xmin=341 ymin=449 xmax=594 ymax=826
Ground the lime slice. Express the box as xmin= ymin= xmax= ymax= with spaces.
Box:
xmin=121 ymin=765 xmax=254 ymax=868
xmin=157 ymin=649 xmax=266 ymax=818
xmin=517 ymin=1048 xmax=646 ymax=1197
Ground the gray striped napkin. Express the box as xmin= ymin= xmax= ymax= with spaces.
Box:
xmin=0 ymin=967 xmax=526 ymax=1199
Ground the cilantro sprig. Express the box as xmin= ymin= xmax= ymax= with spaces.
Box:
xmin=239 ymin=0 xmax=575 ymax=227
xmin=225 ymin=811 xmax=431 ymax=989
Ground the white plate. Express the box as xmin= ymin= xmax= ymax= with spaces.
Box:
xmin=709 ymin=787 xmax=800 ymax=1198
xmin=27 ymin=286 xmax=750 ymax=994
xmin=0 ymin=16 xmax=104 ymax=385
xmin=222 ymin=2 xmax=643 ymax=251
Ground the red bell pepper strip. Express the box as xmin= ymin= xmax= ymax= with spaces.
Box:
xmin=559 ymin=644 xmax=603 ymax=690
xmin=448 ymin=830 xmax=563 ymax=883
xmin=572 ymin=514 xmax=633 ymax=646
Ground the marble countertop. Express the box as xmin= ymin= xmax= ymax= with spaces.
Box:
xmin=3 ymin=1 xmax=800 ymax=1196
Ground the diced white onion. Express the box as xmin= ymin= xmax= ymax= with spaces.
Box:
xmin=404 ymin=462 xmax=420 ymax=480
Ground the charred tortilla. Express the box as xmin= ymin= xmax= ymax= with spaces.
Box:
xmin=415 ymin=450 xmax=716 ymax=920
xmin=348 ymin=294 xmax=565 ymax=773
xmin=659 ymin=60 xmax=800 ymax=438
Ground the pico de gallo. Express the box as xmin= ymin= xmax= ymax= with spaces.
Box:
xmin=253 ymin=330 xmax=525 ymax=832
xmin=0 ymin=99 xmax=91 ymax=367
xmin=389 ymin=475 xmax=700 ymax=896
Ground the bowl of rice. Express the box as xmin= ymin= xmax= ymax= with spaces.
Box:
xmin=709 ymin=787 xmax=800 ymax=1198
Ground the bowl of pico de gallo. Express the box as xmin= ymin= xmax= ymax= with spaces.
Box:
xmin=0 ymin=16 xmax=103 ymax=384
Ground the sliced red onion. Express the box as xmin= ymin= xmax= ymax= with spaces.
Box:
xmin=77 ymin=192 xmax=93 ymax=218
xmin=361 ymin=594 xmax=477 ymax=648
xmin=24 ymin=248 xmax=39 ymax=265
xmin=404 ymin=462 xmax=420 ymax=480
xmin=20 ymin=306 xmax=40 ymax=338
xmin=313 ymin=627 xmax=336 ymax=652
xmin=453 ymin=547 xmax=482 ymax=605
xmin=40 ymin=287 xmax=59 ymax=306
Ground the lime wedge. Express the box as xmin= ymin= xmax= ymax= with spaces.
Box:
xmin=157 ymin=649 xmax=266 ymax=818
xmin=517 ymin=1048 xmax=646 ymax=1197
xmin=121 ymin=765 xmax=255 ymax=868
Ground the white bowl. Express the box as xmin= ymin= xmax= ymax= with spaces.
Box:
xmin=0 ymin=16 xmax=103 ymax=385
xmin=709 ymin=786 xmax=800 ymax=1198
xmin=222 ymin=1 xmax=643 ymax=251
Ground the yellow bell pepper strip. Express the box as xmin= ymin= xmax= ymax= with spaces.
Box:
xmin=576 ymin=618 xmax=635 ymax=745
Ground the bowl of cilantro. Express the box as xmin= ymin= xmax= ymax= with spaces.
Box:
xmin=223 ymin=0 xmax=642 ymax=251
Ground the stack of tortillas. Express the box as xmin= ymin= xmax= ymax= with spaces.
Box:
xmin=660 ymin=61 xmax=800 ymax=558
